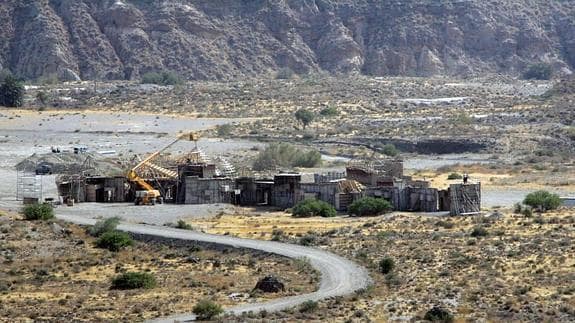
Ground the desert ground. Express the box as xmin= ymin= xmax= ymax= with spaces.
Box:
xmin=0 ymin=75 xmax=573 ymax=321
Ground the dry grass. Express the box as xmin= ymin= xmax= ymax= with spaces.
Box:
xmin=0 ymin=213 xmax=318 ymax=321
xmin=193 ymin=208 xmax=575 ymax=322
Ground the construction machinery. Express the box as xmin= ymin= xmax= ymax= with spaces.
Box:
xmin=128 ymin=132 xmax=199 ymax=205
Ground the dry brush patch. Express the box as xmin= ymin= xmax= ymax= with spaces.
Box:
xmin=0 ymin=213 xmax=318 ymax=321
xmin=193 ymin=209 xmax=575 ymax=322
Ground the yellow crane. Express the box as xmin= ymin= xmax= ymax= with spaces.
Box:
xmin=128 ymin=132 xmax=199 ymax=205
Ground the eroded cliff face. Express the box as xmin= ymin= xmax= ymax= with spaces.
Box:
xmin=0 ymin=0 xmax=573 ymax=81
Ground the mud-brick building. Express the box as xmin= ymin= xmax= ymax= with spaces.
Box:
xmin=177 ymin=176 xmax=236 ymax=204
xmin=269 ymin=174 xmax=304 ymax=209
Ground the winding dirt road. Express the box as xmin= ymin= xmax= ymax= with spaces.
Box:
xmin=56 ymin=213 xmax=372 ymax=322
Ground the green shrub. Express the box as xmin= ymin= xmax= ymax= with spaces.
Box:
xmin=295 ymin=109 xmax=314 ymax=129
xmin=447 ymin=172 xmax=462 ymax=180
xmin=513 ymin=203 xmax=523 ymax=214
xmin=349 ymin=197 xmax=393 ymax=217
xmin=96 ymin=231 xmax=133 ymax=252
xmin=216 ymin=124 xmax=233 ymax=137
xmin=252 ymin=143 xmax=322 ymax=170
xmin=379 ymin=257 xmax=395 ymax=274
xmin=470 ymin=226 xmax=488 ymax=237
xmin=381 ymin=144 xmax=399 ymax=157
xmin=451 ymin=112 xmax=473 ymax=125
xmin=0 ymin=74 xmax=24 ymax=107
xmin=293 ymin=150 xmax=322 ymax=168
xmin=176 ymin=219 xmax=193 ymax=230
xmin=299 ymin=300 xmax=318 ymax=313
xmin=292 ymin=199 xmax=337 ymax=218
xmin=141 ymin=71 xmax=184 ymax=86
xmin=523 ymin=63 xmax=552 ymax=80
xmin=523 ymin=190 xmax=562 ymax=212
xmin=566 ymin=127 xmax=575 ymax=141
xmin=111 ymin=272 xmax=156 ymax=290
xmin=424 ymin=306 xmax=454 ymax=322
xmin=192 ymin=299 xmax=223 ymax=320
xmin=88 ymin=217 xmax=120 ymax=237
xmin=22 ymin=204 xmax=54 ymax=221
xmin=319 ymin=106 xmax=339 ymax=117
xmin=522 ymin=207 xmax=533 ymax=217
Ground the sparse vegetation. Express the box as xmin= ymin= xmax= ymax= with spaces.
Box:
xmin=141 ymin=70 xmax=184 ymax=86
xmin=88 ymin=217 xmax=120 ymax=237
xmin=292 ymin=199 xmax=337 ymax=218
xmin=381 ymin=144 xmax=399 ymax=157
xmin=111 ymin=272 xmax=156 ymax=290
xmin=95 ymin=231 xmax=134 ymax=252
xmin=319 ymin=106 xmax=339 ymax=117
xmin=523 ymin=190 xmax=561 ymax=212
xmin=447 ymin=172 xmax=463 ymax=180
xmin=252 ymin=143 xmax=322 ymax=170
xmin=349 ymin=197 xmax=392 ymax=217
xmin=295 ymin=108 xmax=315 ymax=129
xmin=299 ymin=300 xmax=318 ymax=313
xmin=216 ymin=124 xmax=233 ymax=137
xmin=470 ymin=226 xmax=488 ymax=237
xmin=276 ymin=67 xmax=295 ymax=80
xmin=378 ymin=257 xmax=395 ymax=274
xmin=22 ymin=203 xmax=54 ymax=221
xmin=176 ymin=219 xmax=193 ymax=230
xmin=424 ymin=306 xmax=454 ymax=322
xmin=523 ymin=63 xmax=552 ymax=80
xmin=192 ymin=299 xmax=224 ymax=320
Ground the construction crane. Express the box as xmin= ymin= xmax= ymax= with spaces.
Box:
xmin=128 ymin=132 xmax=199 ymax=205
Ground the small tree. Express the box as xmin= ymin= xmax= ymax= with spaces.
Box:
xmin=523 ymin=190 xmax=561 ymax=212
xmin=22 ymin=203 xmax=54 ymax=220
xmin=111 ymin=272 xmax=156 ymax=290
xmin=36 ymin=91 xmax=49 ymax=106
xmin=295 ymin=109 xmax=314 ymax=129
xmin=193 ymin=299 xmax=223 ymax=320
xmin=349 ymin=197 xmax=393 ymax=217
xmin=0 ymin=75 xmax=25 ymax=107
xmin=292 ymin=199 xmax=336 ymax=218
xmin=96 ymin=231 xmax=133 ymax=252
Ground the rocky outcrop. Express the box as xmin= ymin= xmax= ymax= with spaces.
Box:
xmin=254 ymin=275 xmax=285 ymax=293
xmin=0 ymin=0 xmax=573 ymax=81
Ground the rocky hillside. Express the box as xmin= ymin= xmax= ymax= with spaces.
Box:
xmin=0 ymin=0 xmax=574 ymax=81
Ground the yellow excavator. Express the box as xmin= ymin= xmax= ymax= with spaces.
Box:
xmin=128 ymin=132 xmax=199 ymax=205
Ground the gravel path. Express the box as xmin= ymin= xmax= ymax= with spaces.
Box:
xmin=55 ymin=212 xmax=372 ymax=322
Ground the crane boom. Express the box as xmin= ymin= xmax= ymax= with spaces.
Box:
xmin=128 ymin=132 xmax=200 ymax=205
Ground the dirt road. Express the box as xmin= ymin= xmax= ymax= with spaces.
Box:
xmin=55 ymin=212 xmax=372 ymax=322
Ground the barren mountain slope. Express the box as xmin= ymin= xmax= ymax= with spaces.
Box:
xmin=0 ymin=0 xmax=573 ymax=81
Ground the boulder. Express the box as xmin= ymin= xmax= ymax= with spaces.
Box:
xmin=254 ymin=275 xmax=285 ymax=293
